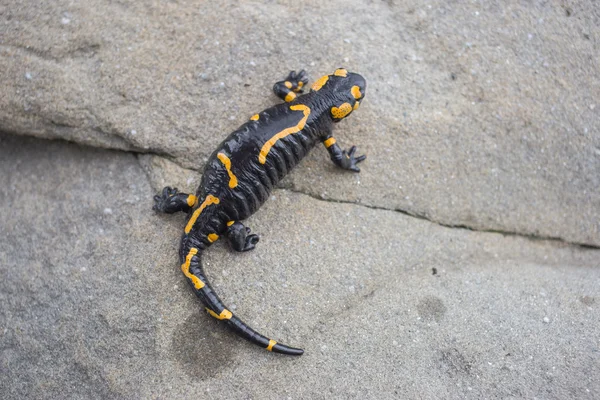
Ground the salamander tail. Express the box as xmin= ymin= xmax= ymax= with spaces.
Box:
xmin=183 ymin=247 xmax=304 ymax=356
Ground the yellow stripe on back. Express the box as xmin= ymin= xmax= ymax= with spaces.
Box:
xmin=181 ymin=248 xmax=205 ymax=289
xmin=184 ymin=195 xmax=220 ymax=234
xmin=217 ymin=153 xmax=238 ymax=189
xmin=258 ymin=104 xmax=311 ymax=164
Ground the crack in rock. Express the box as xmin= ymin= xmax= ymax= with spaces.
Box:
xmin=134 ymin=150 xmax=599 ymax=250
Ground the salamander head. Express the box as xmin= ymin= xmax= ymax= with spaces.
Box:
xmin=311 ymin=68 xmax=366 ymax=122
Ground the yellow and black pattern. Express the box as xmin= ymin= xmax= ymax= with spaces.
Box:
xmin=273 ymin=70 xmax=308 ymax=103
xmin=153 ymin=68 xmax=367 ymax=356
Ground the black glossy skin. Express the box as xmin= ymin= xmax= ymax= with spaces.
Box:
xmin=154 ymin=69 xmax=366 ymax=356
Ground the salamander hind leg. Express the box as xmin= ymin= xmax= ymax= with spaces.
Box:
xmin=226 ymin=221 xmax=259 ymax=252
xmin=273 ymin=70 xmax=309 ymax=102
xmin=153 ymin=186 xmax=197 ymax=214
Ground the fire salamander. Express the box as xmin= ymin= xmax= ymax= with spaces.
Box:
xmin=153 ymin=68 xmax=366 ymax=356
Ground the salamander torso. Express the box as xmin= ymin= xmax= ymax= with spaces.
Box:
xmin=154 ymin=68 xmax=366 ymax=356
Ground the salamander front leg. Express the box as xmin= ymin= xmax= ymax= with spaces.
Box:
xmin=273 ymin=70 xmax=309 ymax=103
xmin=153 ymin=186 xmax=197 ymax=214
xmin=226 ymin=221 xmax=259 ymax=252
xmin=322 ymin=137 xmax=366 ymax=172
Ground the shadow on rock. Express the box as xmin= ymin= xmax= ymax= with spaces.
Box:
xmin=170 ymin=311 xmax=243 ymax=380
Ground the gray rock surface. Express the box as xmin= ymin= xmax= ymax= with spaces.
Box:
xmin=1 ymin=1 xmax=598 ymax=245
xmin=1 ymin=135 xmax=599 ymax=399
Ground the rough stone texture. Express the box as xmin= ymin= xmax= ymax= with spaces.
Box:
xmin=1 ymin=1 xmax=598 ymax=246
xmin=1 ymin=135 xmax=599 ymax=399
xmin=138 ymin=154 xmax=200 ymax=196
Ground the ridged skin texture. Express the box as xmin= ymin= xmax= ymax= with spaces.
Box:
xmin=155 ymin=69 xmax=366 ymax=355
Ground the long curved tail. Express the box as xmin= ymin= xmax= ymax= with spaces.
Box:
xmin=181 ymin=246 xmax=304 ymax=356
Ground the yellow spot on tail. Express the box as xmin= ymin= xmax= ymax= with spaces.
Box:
xmin=334 ymin=68 xmax=348 ymax=77
xmin=266 ymin=339 xmax=277 ymax=351
xmin=250 ymin=114 xmax=259 ymax=121
xmin=331 ymin=103 xmax=353 ymax=119
xmin=227 ymin=220 xmax=235 ymax=227
xmin=206 ymin=308 xmax=233 ymax=320
xmin=217 ymin=152 xmax=238 ymax=189
xmin=181 ymin=248 xmax=205 ymax=289
xmin=207 ymin=233 xmax=219 ymax=243
xmin=311 ymin=75 xmax=329 ymax=91
xmin=259 ymin=104 xmax=311 ymax=164
xmin=185 ymin=195 xmax=220 ymax=234
xmin=324 ymin=137 xmax=336 ymax=148
xmin=351 ymin=85 xmax=362 ymax=99
xmin=353 ymin=101 xmax=360 ymax=110
xmin=284 ymin=81 xmax=292 ymax=89
xmin=284 ymin=92 xmax=296 ymax=102
xmin=186 ymin=194 xmax=197 ymax=207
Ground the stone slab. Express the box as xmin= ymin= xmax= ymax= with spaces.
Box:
xmin=1 ymin=1 xmax=598 ymax=245
xmin=1 ymin=135 xmax=598 ymax=399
